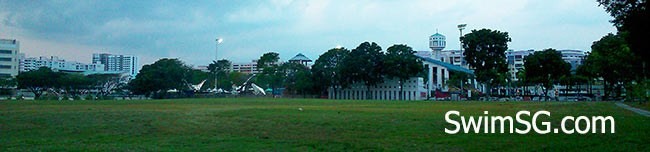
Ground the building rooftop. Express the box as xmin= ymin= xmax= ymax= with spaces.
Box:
xmin=417 ymin=55 xmax=474 ymax=74
xmin=430 ymin=33 xmax=445 ymax=38
xmin=288 ymin=53 xmax=312 ymax=61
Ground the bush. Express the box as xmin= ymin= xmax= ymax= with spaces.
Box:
xmin=72 ymin=95 xmax=82 ymax=100
xmin=85 ymin=95 xmax=94 ymax=100
xmin=39 ymin=94 xmax=59 ymax=100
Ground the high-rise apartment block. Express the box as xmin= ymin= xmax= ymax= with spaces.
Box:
xmin=92 ymin=53 xmax=139 ymax=78
xmin=0 ymin=39 xmax=20 ymax=78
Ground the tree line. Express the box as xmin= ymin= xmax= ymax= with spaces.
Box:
xmin=0 ymin=67 xmax=127 ymax=100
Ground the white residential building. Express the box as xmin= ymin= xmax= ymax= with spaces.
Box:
xmin=92 ymin=53 xmax=139 ymax=79
xmin=506 ymin=49 xmax=535 ymax=81
xmin=19 ymin=56 xmax=106 ymax=74
xmin=505 ymin=49 xmax=588 ymax=81
xmin=0 ymin=39 xmax=20 ymax=78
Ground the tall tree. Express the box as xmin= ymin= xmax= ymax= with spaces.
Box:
xmin=257 ymin=62 xmax=308 ymax=95
xmin=598 ymin=0 xmax=649 ymax=101
xmin=256 ymin=52 xmax=280 ymax=70
xmin=279 ymin=62 xmax=310 ymax=95
xmin=341 ymin=42 xmax=385 ymax=99
xmin=523 ymin=49 xmax=572 ymax=99
xmin=312 ymin=47 xmax=350 ymax=97
xmin=207 ymin=59 xmax=231 ymax=89
xmin=598 ymin=0 xmax=649 ymax=71
xmin=385 ymin=44 xmax=425 ymax=100
xmin=128 ymin=58 xmax=193 ymax=98
xmin=461 ymin=29 xmax=511 ymax=95
xmin=588 ymin=33 xmax=638 ymax=99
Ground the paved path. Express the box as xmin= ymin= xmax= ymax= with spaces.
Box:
xmin=615 ymin=102 xmax=650 ymax=117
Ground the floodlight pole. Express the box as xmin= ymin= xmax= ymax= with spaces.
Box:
xmin=458 ymin=24 xmax=467 ymax=99
xmin=215 ymin=38 xmax=223 ymax=92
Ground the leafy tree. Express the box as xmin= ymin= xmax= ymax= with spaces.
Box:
xmin=312 ymin=47 xmax=350 ymax=96
xmin=598 ymin=0 xmax=649 ymax=69
xmin=16 ymin=67 xmax=64 ymax=99
xmin=257 ymin=62 xmax=308 ymax=95
xmin=87 ymin=73 xmax=123 ymax=96
xmin=256 ymin=52 xmax=280 ymax=69
xmin=461 ymin=29 xmax=511 ymax=95
xmin=293 ymin=69 xmax=315 ymax=96
xmin=280 ymin=63 xmax=310 ymax=95
xmin=128 ymin=58 xmax=193 ymax=98
xmin=523 ymin=49 xmax=571 ymax=99
xmin=588 ymin=33 xmax=638 ymax=99
xmin=598 ymin=0 xmax=649 ymax=101
xmin=0 ymin=78 xmax=15 ymax=89
xmin=577 ymin=57 xmax=598 ymax=96
xmin=59 ymin=74 xmax=92 ymax=98
xmin=340 ymin=42 xmax=385 ymax=99
xmin=448 ymin=70 xmax=474 ymax=92
xmin=216 ymin=72 xmax=250 ymax=91
xmin=385 ymin=44 xmax=424 ymax=100
xmin=207 ymin=59 xmax=231 ymax=89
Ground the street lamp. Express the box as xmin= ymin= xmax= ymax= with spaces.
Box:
xmin=215 ymin=38 xmax=223 ymax=92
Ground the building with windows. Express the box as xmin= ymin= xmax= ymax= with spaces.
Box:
xmin=0 ymin=39 xmax=20 ymax=78
xmin=329 ymin=32 xmax=477 ymax=100
xmin=558 ymin=49 xmax=589 ymax=70
xmin=19 ymin=56 xmax=105 ymax=74
xmin=439 ymin=50 xmax=467 ymax=67
xmin=505 ymin=49 xmax=588 ymax=81
xmin=505 ymin=49 xmax=535 ymax=81
xmin=228 ymin=60 xmax=262 ymax=74
xmin=92 ymin=53 xmax=139 ymax=79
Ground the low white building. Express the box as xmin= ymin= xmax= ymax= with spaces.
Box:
xmin=328 ymin=77 xmax=427 ymax=100
xmin=327 ymin=32 xmax=476 ymax=100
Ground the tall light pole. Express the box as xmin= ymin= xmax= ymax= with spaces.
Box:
xmin=457 ymin=24 xmax=467 ymax=99
xmin=215 ymin=38 xmax=223 ymax=92
xmin=457 ymin=24 xmax=467 ymax=53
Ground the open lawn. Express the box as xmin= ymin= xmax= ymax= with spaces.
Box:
xmin=1 ymin=98 xmax=649 ymax=151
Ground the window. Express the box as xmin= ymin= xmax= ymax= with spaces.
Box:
xmin=0 ymin=57 xmax=11 ymax=61
xmin=0 ymin=65 xmax=11 ymax=69
xmin=0 ymin=50 xmax=12 ymax=54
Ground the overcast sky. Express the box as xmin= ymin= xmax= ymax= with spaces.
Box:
xmin=0 ymin=0 xmax=616 ymax=68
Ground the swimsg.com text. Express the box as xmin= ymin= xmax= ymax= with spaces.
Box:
xmin=444 ymin=110 xmax=615 ymax=134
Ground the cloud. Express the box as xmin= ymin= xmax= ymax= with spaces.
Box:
xmin=0 ymin=0 xmax=616 ymax=69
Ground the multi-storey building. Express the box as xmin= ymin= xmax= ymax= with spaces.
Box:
xmin=558 ymin=49 xmax=589 ymax=70
xmin=0 ymin=39 xmax=20 ymax=78
xmin=92 ymin=53 xmax=138 ymax=78
xmin=229 ymin=60 xmax=262 ymax=74
xmin=19 ymin=56 xmax=105 ymax=73
xmin=439 ymin=50 xmax=466 ymax=68
xmin=505 ymin=49 xmax=588 ymax=81
xmin=505 ymin=49 xmax=535 ymax=81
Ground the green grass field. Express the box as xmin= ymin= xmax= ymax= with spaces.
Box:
xmin=1 ymin=98 xmax=649 ymax=151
